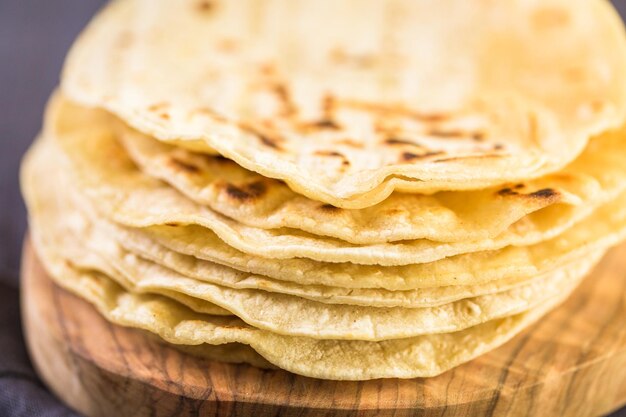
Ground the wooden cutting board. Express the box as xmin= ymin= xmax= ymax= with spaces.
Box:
xmin=21 ymin=238 xmax=626 ymax=417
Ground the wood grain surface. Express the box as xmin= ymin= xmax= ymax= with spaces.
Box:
xmin=21 ymin=239 xmax=626 ymax=417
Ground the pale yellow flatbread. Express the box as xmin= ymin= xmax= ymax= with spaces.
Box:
xmin=23 ymin=141 xmax=601 ymax=340
xmin=26 ymin=252 xmax=586 ymax=379
xmin=122 ymin=124 xmax=602 ymax=244
xmin=62 ymin=0 xmax=626 ymax=207
xmin=46 ymin=95 xmax=626 ymax=266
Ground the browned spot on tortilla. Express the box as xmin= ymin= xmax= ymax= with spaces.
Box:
xmin=319 ymin=204 xmax=341 ymax=213
xmin=473 ymin=132 xmax=486 ymax=142
xmin=273 ymin=83 xmax=297 ymax=117
xmin=303 ymin=118 xmax=341 ymax=130
xmin=239 ymin=123 xmax=284 ymax=150
xmin=497 ymin=187 xmax=518 ymax=197
xmin=315 ymin=151 xmax=343 ymax=157
xmin=168 ymin=157 xmax=201 ymax=174
xmin=498 ymin=186 xmax=558 ymax=200
xmin=401 ymin=151 xmax=443 ymax=162
xmin=224 ymin=181 xmax=267 ymax=202
xmin=158 ymin=112 xmax=170 ymax=120
xmin=383 ymin=208 xmax=404 ymax=216
xmin=165 ymin=222 xmax=181 ymax=227
xmin=385 ymin=138 xmax=422 ymax=147
xmin=196 ymin=0 xmax=215 ymax=13
xmin=314 ymin=150 xmax=350 ymax=166
xmin=211 ymin=154 xmax=231 ymax=164
xmin=428 ymin=129 xmax=485 ymax=141
xmin=529 ymin=188 xmax=558 ymax=199
xmin=322 ymin=94 xmax=336 ymax=114
xmin=259 ymin=134 xmax=282 ymax=150
xmin=493 ymin=143 xmax=504 ymax=151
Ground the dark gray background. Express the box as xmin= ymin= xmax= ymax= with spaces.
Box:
xmin=1 ymin=1 xmax=625 ymax=416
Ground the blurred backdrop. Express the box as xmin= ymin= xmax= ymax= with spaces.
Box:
xmin=1 ymin=0 xmax=107 ymax=284
xmin=0 ymin=0 xmax=625 ymax=416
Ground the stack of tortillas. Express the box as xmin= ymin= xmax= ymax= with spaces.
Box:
xmin=21 ymin=0 xmax=626 ymax=380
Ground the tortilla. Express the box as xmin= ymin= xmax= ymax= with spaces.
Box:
xmin=62 ymin=0 xmax=626 ymax=207
xmin=28 ymin=250 xmax=586 ymax=379
xmin=23 ymin=142 xmax=602 ymax=340
xmin=121 ymin=123 xmax=598 ymax=244
xmin=46 ymin=95 xmax=626 ymax=266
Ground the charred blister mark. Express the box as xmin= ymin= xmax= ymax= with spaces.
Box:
xmin=401 ymin=151 xmax=443 ymax=162
xmin=167 ymin=157 xmax=201 ymax=174
xmin=384 ymin=138 xmax=424 ymax=147
xmin=294 ymin=94 xmax=344 ymax=132
xmin=529 ymin=188 xmax=558 ymax=199
xmin=497 ymin=186 xmax=558 ymax=200
xmin=314 ymin=150 xmax=350 ymax=166
xmin=224 ymin=181 xmax=267 ymax=202
xmin=239 ymin=123 xmax=285 ymax=151
xmin=258 ymin=134 xmax=283 ymax=150
xmin=165 ymin=222 xmax=182 ymax=227
xmin=497 ymin=187 xmax=518 ymax=196
xmin=299 ymin=94 xmax=341 ymax=130
xmin=318 ymin=203 xmax=342 ymax=213
xmin=305 ymin=118 xmax=341 ymax=130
